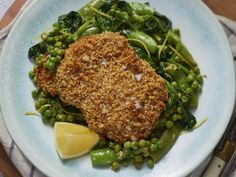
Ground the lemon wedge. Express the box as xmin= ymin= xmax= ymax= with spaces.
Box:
xmin=54 ymin=122 xmax=100 ymax=159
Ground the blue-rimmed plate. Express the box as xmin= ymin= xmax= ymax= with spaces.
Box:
xmin=0 ymin=0 xmax=235 ymax=177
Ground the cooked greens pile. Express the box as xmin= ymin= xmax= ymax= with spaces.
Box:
xmin=28 ymin=0 xmax=203 ymax=171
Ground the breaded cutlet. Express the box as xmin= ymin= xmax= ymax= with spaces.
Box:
xmin=55 ymin=32 xmax=168 ymax=143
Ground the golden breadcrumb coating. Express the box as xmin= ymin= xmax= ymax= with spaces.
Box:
xmin=55 ymin=32 xmax=168 ymax=143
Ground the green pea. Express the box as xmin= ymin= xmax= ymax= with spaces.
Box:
xmin=66 ymin=115 xmax=75 ymax=122
xmin=46 ymin=61 xmax=56 ymax=71
xmin=114 ymin=144 xmax=122 ymax=152
xmin=191 ymin=81 xmax=200 ymax=90
xmin=181 ymin=95 xmax=189 ymax=103
xmin=138 ymin=140 xmax=146 ymax=147
xmin=196 ymin=75 xmax=203 ymax=84
xmin=55 ymin=48 xmax=64 ymax=56
xmin=151 ymin=138 xmax=158 ymax=144
xmin=166 ymin=121 xmax=173 ymax=128
xmin=108 ymin=142 xmax=115 ymax=149
xmin=117 ymin=151 xmax=125 ymax=160
xmin=156 ymin=139 xmax=163 ymax=148
xmin=146 ymin=158 xmax=154 ymax=169
xmin=31 ymin=89 xmax=39 ymax=98
xmin=177 ymin=107 xmax=182 ymax=114
xmin=49 ymin=118 xmax=56 ymax=126
xmin=41 ymin=32 xmax=48 ymax=40
xmin=56 ymin=55 xmax=62 ymax=61
xmin=145 ymin=140 xmax=151 ymax=146
xmin=47 ymin=37 xmax=54 ymax=43
xmin=134 ymin=155 xmax=143 ymax=163
xmin=55 ymin=42 xmax=62 ymax=48
xmin=171 ymin=81 xmax=177 ymax=87
xmin=50 ymin=49 xmax=57 ymax=57
xmin=56 ymin=114 xmax=66 ymax=121
xmin=150 ymin=143 xmax=157 ymax=152
xmin=38 ymin=91 xmax=47 ymax=98
xmin=193 ymin=67 xmax=200 ymax=74
xmin=35 ymin=102 xmax=41 ymax=110
xmin=141 ymin=147 xmax=149 ymax=154
xmin=28 ymin=70 xmax=35 ymax=79
xmin=131 ymin=141 xmax=138 ymax=150
xmin=48 ymin=57 xmax=57 ymax=63
xmin=186 ymin=74 xmax=195 ymax=83
xmin=38 ymin=98 xmax=47 ymax=105
xmin=44 ymin=109 xmax=53 ymax=117
xmin=185 ymin=88 xmax=193 ymax=95
xmin=111 ymin=162 xmax=120 ymax=171
xmin=65 ymin=36 xmax=73 ymax=44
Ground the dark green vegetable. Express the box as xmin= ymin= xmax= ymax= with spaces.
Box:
xmin=90 ymin=148 xmax=118 ymax=166
xmin=57 ymin=11 xmax=82 ymax=33
xmin=150 ymin=126 xmax=181 ymax=162
xmin=178 ymin=102 xmax=197 ymax=130
xmin=125 ymin=30 xmax=158 ymax=53
xmin=28 ymin=43 xmax=47 ymax=61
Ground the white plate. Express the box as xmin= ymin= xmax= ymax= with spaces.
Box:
xmin=0 ymin=0 xmax=235 ymax=177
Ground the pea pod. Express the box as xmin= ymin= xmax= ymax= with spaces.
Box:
xmin=127 ymin=30 xmax=158 ymax=54
xmin=90 ymin=148 xmax=118 ymax=166
xmin=168 ymin=31 xmax=197 ymax=68
xmin=129 ymin=2 xmax=154 ymax=16
xmin=81 ymin=27 xmax=101 ymax=36
xmin=79 ymin=0 xmax=106 ymax=20
xmin=149 ymin=126 xmax=181 ymax=162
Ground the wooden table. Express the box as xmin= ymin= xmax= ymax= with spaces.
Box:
xmin=0 ymin=0 xmax=236 ymax=177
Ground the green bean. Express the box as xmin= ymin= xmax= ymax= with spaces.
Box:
xmin=90 ymin=148 xmax=118 ymax=166
xmin=149 ymin=125 xmax=181 ymax=162
xmin=127 ymin=30 xmax=158 ymax=54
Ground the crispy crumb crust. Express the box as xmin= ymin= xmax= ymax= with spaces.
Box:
xmin=55 ymin=32 xmax=168 ymax=143
xmin=35 ymin=65 xmax=58 ymax=96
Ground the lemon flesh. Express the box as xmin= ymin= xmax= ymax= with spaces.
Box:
xmin=54 ymin=122 xmax=100 ymax=159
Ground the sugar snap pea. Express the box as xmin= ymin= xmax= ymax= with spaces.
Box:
xmin=126 ymin=30 xmax=158 ymax=54
xmin=79 ymin=0 xmax=106 ymax=20
xmin=90 ymin=148 xmax=118 ymax=166
xmin=168 ymin=31 xmax=197 ymax=68
xmin=149 ymin=125 xmax=181 ymax=162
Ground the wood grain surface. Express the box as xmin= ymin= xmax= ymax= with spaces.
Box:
xmin=203 ymin=0 xmax=236 ymax=21
xmin=0 ymin=143 xmax=22 ymax=177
